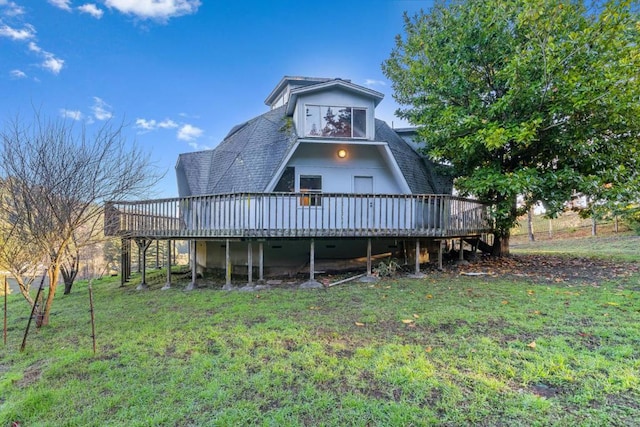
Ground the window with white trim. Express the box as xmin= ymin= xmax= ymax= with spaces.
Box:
xmin=305 ymin=105 xmax=367 ymax=138
xmin=299 ymin=175 xmax=322 ymax=206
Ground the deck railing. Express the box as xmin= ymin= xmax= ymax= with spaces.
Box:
xmin=105 ymin=193 xmax=491 ymax=239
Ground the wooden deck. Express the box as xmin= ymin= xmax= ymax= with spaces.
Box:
xmin=105 ymin=193 xmax=491 ymax=240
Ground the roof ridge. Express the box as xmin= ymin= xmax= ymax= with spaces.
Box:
xmin=206 ymin=115 xmax=263 ymax=191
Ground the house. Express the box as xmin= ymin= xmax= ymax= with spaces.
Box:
xmin=105 ymin=76 xmax=490 ymax=289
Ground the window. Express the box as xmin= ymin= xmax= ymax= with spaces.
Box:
xmin=300 ymin=175 xmax=322 ymax=206
xmin=305 ymin=105 xmax=367 ymax=139
xmin=274 ymin=167 xmax=295 ymax=192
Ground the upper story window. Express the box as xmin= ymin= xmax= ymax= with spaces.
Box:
xmin=305 ymin=105 xmax=366 ymax=139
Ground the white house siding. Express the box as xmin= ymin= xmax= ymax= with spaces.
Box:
xmin=287 ymin=142 xmax=403 ymax=194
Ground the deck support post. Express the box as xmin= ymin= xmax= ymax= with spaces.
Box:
xmin=222 ymin=239 xmax=234 ymax=290
xmin=408 ymin=239 xmax=425 ymax=278
xmin=240 ymin=242 xmax=254 ymax=291
xmin=367 ymin=238 xmax=372 ymax=275
xmin=258 ymin=242 xmax=264 ymax=283
xmin=360 ymin=238 xmax=378 ymax=282
xmin=247 ymin=242 xmax=253 ymax=285
xmin=155 ymin=240 xmax=160 ymax=269
xmin=456 ymin=238 xmax=469 ymax=265
xmin=135 ymin=239 xmax=152 ymax=290
xmin=438 ymin=240 xmax=444 ymax=271
xmin=161 ymin=240 xmax=172 ymax=290
xmin=185 ymin=240 xmax=198 ymax=291
xmin=300 ymin=238 xmax=322 ymax=288
xmin=120 ymin=239 xmax=131 ymax=286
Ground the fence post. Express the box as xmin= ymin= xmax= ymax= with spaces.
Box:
xmin=3 ymin=275 xmax=7 ymax=345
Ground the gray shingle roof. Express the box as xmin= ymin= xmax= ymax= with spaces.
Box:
xmin=375 ymin=120 xmax=453 ymax=194
xmin=176 ymin=106 xmax=296 ymax=196
xmin=176 ymin=107 xmax=451 ymax=197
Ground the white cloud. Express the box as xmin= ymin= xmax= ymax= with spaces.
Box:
xmin=179 ymin=112 xmax=200 ymax=119
xmin=78 ymin=3 xmax=103 ymax=18
xmin=0 ymin=1 xmax=25 ymax=16
xmin=188 ymin=142 xmax=211 ymax=150
xmin=42 ymin=54 xmax=64 ymax=74
xmin=28 ymin=41 xmax=64 ymax=74
xmin=91 ymin=97 xmax=113 ymax=120
xmin=135 ymin=118 xmax=156 ymax=131
xmin=48 ymin=0 xmax=72 ymax=11
xmin=0 ymin=23 xmax=35 ymax=40
xmin=158 ymin=119 xmax=178 ymax=129
xmin=177 ymin=124 xmax=203 ymax=141
xmin=136 ymin=118 xmax=179 ymax=131
xmin=104 ymin=0 xmax=201 ymax=21
xmin=27 ymin=41 xmax=40 ymax=52
xmin=9 ymin=69 xmax=26 ymax=78
xmin=60 ymin=109 xmax=83 ymax=120
xmin=364 ymin=79 xmax=386 ymax=87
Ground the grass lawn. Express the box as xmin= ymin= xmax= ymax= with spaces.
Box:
xmin=1 ymin=241 xmax=639 ymax=426
xmin=511 ymin=233 xmax=640 ymax=262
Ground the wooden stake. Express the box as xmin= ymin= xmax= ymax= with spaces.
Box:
xmin=21 ymin=275 xmax=46 ymax=352
xmin=89 ymin=281 xmax=96 ymax=355
xmin=3 ymin=275 xmax=7 ymax=345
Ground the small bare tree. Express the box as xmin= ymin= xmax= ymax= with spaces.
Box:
xmin=0 ymin=113 xmax=160 ymax=326
xmin=60 ymin=234 xmax=80 ymax=295
xmin=0 ymin=180 xmax=47 ymax=306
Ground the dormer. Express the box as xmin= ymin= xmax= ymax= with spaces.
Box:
xmin=264 ymin=76 xmax=384 ymax=141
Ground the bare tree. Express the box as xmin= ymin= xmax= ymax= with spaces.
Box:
xmin=60 ymin=234 xmax=80 ymax=295
xmin=0 ymin=179 xmax=47 ymax=306
xmin=0 ymin=113 xmax=161 ymax=326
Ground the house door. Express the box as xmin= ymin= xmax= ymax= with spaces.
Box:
xmin=353 ymin=176 xmax=374 ymax=230
xmin=354 ymin=176 xmax=373 ymax=193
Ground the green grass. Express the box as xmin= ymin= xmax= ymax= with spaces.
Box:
xmin=1 ymin=266 xmax=639 ymax=426
xmin=511 ymin=233 xmax=640 ymax=262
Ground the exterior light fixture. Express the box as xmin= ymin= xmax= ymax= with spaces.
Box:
xmin=337 ymin=149 xmax=347 ymax=159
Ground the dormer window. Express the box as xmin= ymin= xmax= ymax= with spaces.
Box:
xmin=305 ymin=105 xmax=367 ymax=139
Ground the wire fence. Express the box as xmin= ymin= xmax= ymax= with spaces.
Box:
xmin=510 ymin=213 xmax=630 ymax=243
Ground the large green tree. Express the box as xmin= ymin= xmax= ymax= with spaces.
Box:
xmin=383 ymin=0 xmax=640 ymax=254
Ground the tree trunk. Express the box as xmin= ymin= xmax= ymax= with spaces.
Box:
xmin=491 ymin=233 xmax=510 ymax=257
xmin=39 ymin=264 xmax=60 ymax=327
xmin=527 ymin=207 xmax=535 ymax=242
xmin=61 ymin=247 xmax=79 ymax=295
xmin=61 ymin=264 xmax=78 ymax=295
xmin=15 ymin=276 xmax=35 ymax=308
xmin=63 ymin=277 xmax=74 ymax=295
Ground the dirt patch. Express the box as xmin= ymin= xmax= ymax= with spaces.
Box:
xmin=455 ymin=255 xmax=639 ymax=286
xmin=15 ymin=360 xmax=46 ymax=388
xmin=530 ymin=383 xmax=561 ymax=398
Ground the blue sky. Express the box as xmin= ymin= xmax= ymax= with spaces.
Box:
xmin=1 ymin=0 xmax=431 ymax=198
